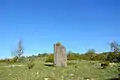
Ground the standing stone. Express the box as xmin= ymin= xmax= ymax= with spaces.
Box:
xmin=54 ymin=43 xmax=67 ymax=67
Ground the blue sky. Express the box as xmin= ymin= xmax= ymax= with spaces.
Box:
xmin=0 ymin=0 xmax=120 ymax=58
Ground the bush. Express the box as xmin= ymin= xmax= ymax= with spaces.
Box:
xmin=67 ymin=53 xmax=79 ymax=60
xmin=67 ymin=57 xmax=78 ymax=60
xmin=26 ymin=57 xmax=35 ymax=69
xmin=67 ymin=62 xmax=76 ymax=65
xmin=117 ymin=66 xmax=120 ymax=79
xmin=45 ymin=54 xmax=54 ymax=63
xmin=0 ymin=59 xmax=4 ymax=63
xmin=17 ymin=56 xmax=27 ymax=63
xmin=10 ymin=56 xmax=18 ymax=63
xmin=101 ymin=61 xmax=110 ymax=69
xmin=45 ymin=59 xmax=54 ymax=63
xmin=5 ymin=59 xmax=10 ymax=63
xmin=27 ymin=62 xmax=35 ymax=69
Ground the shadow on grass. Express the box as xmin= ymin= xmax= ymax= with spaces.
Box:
xmin=44 ymin=63 xmax=54 ymax=67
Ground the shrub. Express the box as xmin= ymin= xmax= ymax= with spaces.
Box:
xmin=45 ymin=54 xmax=54 ymax=63
xmin=101 ymin=61 xmax=110 ymax=69
xmin=67 ymin=62 xmax=76 ymax=65
xmin=10 ymin=56 xmax=18 ymax=63
xmin=45 ymin=59 xmax=54 ymax=63
xmin=67 ymin=56 xmax=78 ymax=60
xmin=117 ymin=66 xmax=120 ymax=79
xmin=0 ymin=59 xmax=4 ymax=63
xmin=5 ymin=59 xmax=10 ymax=63
xmin=26 ymin=57 xmax=35 ymax=69
xmin=27 ymin=62 xmax=35 ymax=69
xmin=67 ymin=53 xmax=79 ymax=60
xmin=17 ymin=56 xmax=27 ymax=63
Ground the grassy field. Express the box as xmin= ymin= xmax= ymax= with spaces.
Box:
xmin=0 ymin=58 xmax=118 ymax=80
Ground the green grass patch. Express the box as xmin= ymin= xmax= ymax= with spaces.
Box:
xmin=0 ymin=58 xmax=118 ymax=80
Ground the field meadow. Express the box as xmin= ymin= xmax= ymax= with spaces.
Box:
xmin=0 ymin=57 xmax=118 ymax=80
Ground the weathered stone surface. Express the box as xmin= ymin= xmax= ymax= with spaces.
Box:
xmin=54 ymin=43 xmax=67 ymax=67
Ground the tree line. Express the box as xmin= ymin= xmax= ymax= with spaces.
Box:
xmin=0 ymin=40 xmax=120 ymax=63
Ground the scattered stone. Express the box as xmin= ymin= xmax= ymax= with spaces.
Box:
xmin=3 ymin=64 xmax=25 ymax=67
xmin=70 ymin=73 xmax=74 ymax=76
xmin=44 ymin=78 xmax=49 ymax=80
xmin=61 ymin=76 xmax=64 ymax=80
xmin=84 ymin=77 xmax=91 ymax=80
xmin=109 ymin=63 xmax=117 ymax=67
xmin=36 ymin=72 xmax=39 ymax=75
xmin=12 ymin=65 xmax=15 ymax=67
xmin=53 ymin=68 xmax=55 ymax=70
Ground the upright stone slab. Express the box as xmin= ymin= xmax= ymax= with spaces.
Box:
xmin=54 ymin=43 xmax=67 ymax=67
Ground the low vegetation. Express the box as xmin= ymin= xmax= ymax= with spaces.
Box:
xmin=0 ymin=41 xmax=119 ymax=80
xmin=0 ymin=57 xmax=118 ymax=80
xmin=101 ymin=61 xmax=110 ymax=69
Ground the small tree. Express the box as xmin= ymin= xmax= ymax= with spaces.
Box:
xmin=110 ymin=41 xmax=120 ymax=78
xmin=17 ymin=40 xmax=24 ymax=57
xmin=11 ymin=40 xmax=24 ymax=62
xmin=85 ymin=49 xmax=96 ymax=60
xmin=106 ymin=52 xmax=117 ymax=62
xmin=110 ymin=41 xmax=120 ymax=54
xmin=86 ymin=49 xmax=96 ymax=54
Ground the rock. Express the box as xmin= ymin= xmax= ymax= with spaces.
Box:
xmin=44 ymin=78 xmax=49 ymax=80
xmin=70 ymin=73 xmax=74 ymax=76
xmin=36 ymin=72 xmax=39 ymax=75
xmin=54 ymin=42 xmax=67 ymax=67
xmin=84 ymin=77 xmax=91 ymax=80
xmin=109 ymin=63 xmax=117 ymax=67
